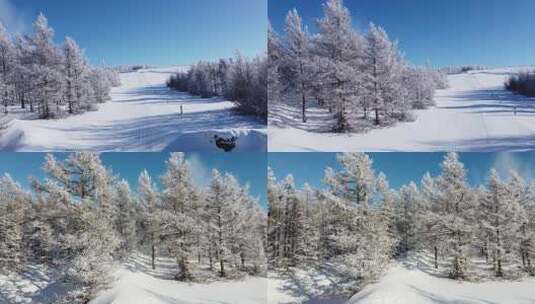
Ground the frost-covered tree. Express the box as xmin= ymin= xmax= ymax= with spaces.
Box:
xmin=282 ymin=9 xmax=313 ymax=122
xmin=62 ymin=37 xmax=92 ymax=114
xmin=268 ymin=23 xmax=282 ymax=105
xmin=114 ymin=180 xmax=138 ymax=256
xmin=138 ymin=169 xmax=160 ymax=270
xmin=31 ymin=153 xmax=120 ymax=300
xmin=204 ymin=169 xmax=265 ymax=277
xmin=168 ymin=54 xmax=267 ymax=121
xmin=322 ymin=153 xmax=396 ymax=281
xmin=479 ymin=169 xmax=524 ymax=277
xmin=431 ymin=153 xmax=476 ymax=279
xmin=0 ymin=22 xmax=15 ymax=112
xmin=314 ymin=0 xmax=363 ymax=131
xmin=160 ymin=153 xmax=199 ymax=281
xmin=273 ymin=0 xmax=447 ymax=132
xmin=396 ymin=182 xmax=423 ymax=254
xmin=362 ymin=23 xmax=408 ymax=125
xmin=0 ymin=174 xmax=28 ymax=271
xmin=0 ymin=14 xmax=118 ymax=119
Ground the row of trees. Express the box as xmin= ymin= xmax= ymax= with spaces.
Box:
xmin=167 ymin=54 xmax=267 ymax=121
xmin=505 ymin=71 xmax=535 ymax=97
xmin=268 ymin=153 xmax=535 ymax=285
xmin=0 ymin=14 xmax=120 ymax=119
xmin=268 ymin=0 xmax=448 ymax=132
xmin=0 ymin=153 xmax=266 ymax=303
xmin=268 ymin=153 xmax=398 ymax=284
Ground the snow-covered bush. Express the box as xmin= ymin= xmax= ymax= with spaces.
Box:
xmin=0 ymin=14 xmax=120 ymax=119
xmin=167 ymin=54 xmax=267 ymax=121
xmin=505 ymin=71 xmax=535 ymax=97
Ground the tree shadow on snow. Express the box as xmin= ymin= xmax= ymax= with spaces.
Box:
xmin=23 ymin=107 xmax=264 ymax=152
xmin=440 ymin=89 xmax=535 ymax=117
xmin=276 ymin=264 xmax=352 ymax=304
xmin=420 ymin=134 xmax=535 ymax=152
xmin=114 ymin=85 xmax=226 ymax=106
xmin=399 ymin=252 xmax=450 ymax=279
xmin=409 ymin=285 xmax=500 ymax=304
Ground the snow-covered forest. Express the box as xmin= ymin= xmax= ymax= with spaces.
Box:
xmin=167 ymin=54 xmax=268 ymax=121
xmin=268 ymin=0 xmax=448 ymax=132
xmin=0 ymin=153 xmax=266 ymax=303
xmin=268 ymin=152 xmax=535 ymax=301
xmin=0 ymin=13 xmax=120 ymax=120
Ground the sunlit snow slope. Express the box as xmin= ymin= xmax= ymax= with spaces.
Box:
xmin=269 ymin=67 xmax=535 ymax=152
xmin=348 ymin=259 xmax=535 ymax=304
xmin=0 ymin=67 xmax=266 ymax=152
xmin=91 ymin=254 xmax=267 ymax=304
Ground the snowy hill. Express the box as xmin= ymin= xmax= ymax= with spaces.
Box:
xmin=348 ymin=258 xmax=535 ymax=304
xmin=269 ymin=66 xmax=535 ymax=152
xmin=0 ymin=67 xmax=266 ymax=152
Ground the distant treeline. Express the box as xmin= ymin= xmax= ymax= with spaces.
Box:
xmin=167 ymin=54 xmax=267 ymax=121
xmin=439 ymin=65 xmax=488 ymax=75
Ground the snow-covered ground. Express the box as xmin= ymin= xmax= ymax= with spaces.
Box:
xmin=0 ymin=265 xmax=73 ymax=304
xmin=269 ymin=66 xmax=535 ymax=152
xmin=348 ymin=258 xmax=535 ymax=304
xmin=268 ymin=252 xmax=535 ymax=304
xmin=0 ymin=67 xmax=266 ymax=152
xmin=268 ymin=266 xmax=350 ymax=304
xmin=91 ymin=253 xmax=267 ymax=304
xmin=0 ymin=254 xmax=267 ymax=304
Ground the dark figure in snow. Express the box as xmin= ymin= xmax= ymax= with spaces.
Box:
xmin=214 ymin=135 xmax=237 ymax=152
xmin=514 ymin=106 xmax=517 ymax=116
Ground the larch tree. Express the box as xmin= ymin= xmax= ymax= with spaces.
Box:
xmin=138 ymin=169 xmax=160 ymax=270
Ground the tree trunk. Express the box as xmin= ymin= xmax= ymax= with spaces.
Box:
xmin=151 ymin=244 xmax=156 ymax=270
xmin=302 ymin=92 xmax=307 ymax=123
xmin=434 ymin=246 xmax=438 ymax=269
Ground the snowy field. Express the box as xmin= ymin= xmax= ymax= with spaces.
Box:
xmin=0 ymin=67 xmax=266 ymax=152
xmin=269 ymin=67 xmax=535 ymax=152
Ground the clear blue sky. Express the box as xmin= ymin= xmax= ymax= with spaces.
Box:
xmin=0 ymin=0 xmax=267 ymax=66
xmin=269 ymin=0 xmax=535 ymax=68
xmin=269 ymin=153 xmax=535 ymax=191
xmin=0 ymin=153 xmax=267 ymax=209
